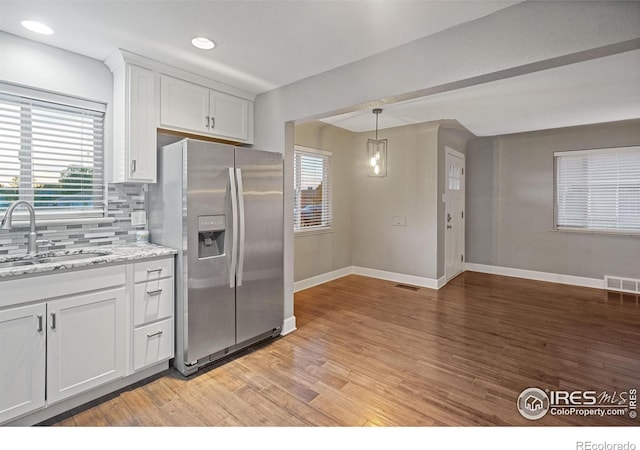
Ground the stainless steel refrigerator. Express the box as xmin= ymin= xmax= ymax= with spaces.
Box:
xmin=148 ymin=138 xmax=283 ymax=376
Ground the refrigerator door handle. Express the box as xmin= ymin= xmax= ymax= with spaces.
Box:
xmin=236 ymin=168 xmax=246 ymax=287
xmin=229 ymin=167 xmax=238 ymax=288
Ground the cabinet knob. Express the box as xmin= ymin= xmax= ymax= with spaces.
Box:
xmin=37 ymin=314 xmax=43 ymax=333
xmin=131 ymin=159 xmax=137 ymax=173
xmin=50 ymin=312 xmax=56 ymax=330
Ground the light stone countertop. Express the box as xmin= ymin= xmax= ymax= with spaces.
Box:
xmin=0 ymin=243 xmax=177 ymax=280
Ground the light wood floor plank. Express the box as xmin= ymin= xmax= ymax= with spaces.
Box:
xmin=45 ymin=272 xmax=640 ymax=426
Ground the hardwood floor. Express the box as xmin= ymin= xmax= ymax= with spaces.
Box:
xmin=48 ymin=272 xmax=640 ymax=426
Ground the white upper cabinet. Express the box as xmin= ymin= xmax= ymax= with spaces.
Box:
xmin=210 ymin=90 xmax=250 ymax=141
xmin=107 ymin=58 xmax=158 ymax=183
xmin=160 ymin=75 xmax=253 ymax=143
xmin=105 ymin=50 xmax=256 ymax=184
xmin=160 ymin=76 xmax=209 ymax=134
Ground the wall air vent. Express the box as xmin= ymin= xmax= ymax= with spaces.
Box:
xmin=395 ymin=284 xmax=420 ymax=291
xmin=604 ymin=276 xmax=640 ymax=294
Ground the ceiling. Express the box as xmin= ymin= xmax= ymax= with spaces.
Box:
xmin=1 ymin=1 xmax=637 ymax=137
xmin=0 ymin=0 xmax=517 ymax=95
xmin=320 ymin=49 xmax=640 ymax=136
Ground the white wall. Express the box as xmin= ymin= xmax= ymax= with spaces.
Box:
xmin=0 ymin=31 xmax=113 ymax=173
xmin=254 ymin=2 xmax=640 ymax=327
xmin=0 ymin=31 xmax=112 ymax=103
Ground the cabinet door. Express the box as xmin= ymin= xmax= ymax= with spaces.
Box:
xmin=210 ymin=90 xmax=249 ymax=141
xmin=47 ymin=288 xmax=126 ymax=405
xmin=0 ymin=304 xmax=46 ymax=424
xmin=128 ymin=65 xmax=157 ymax=183
xmin=160 ymin=75 xmax=209 ymax=134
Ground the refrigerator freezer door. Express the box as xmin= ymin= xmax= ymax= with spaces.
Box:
xmin=234 ymin=148 xmax=284 ymax=344
xmin=185 ymin=140 xmax=236 ymax=362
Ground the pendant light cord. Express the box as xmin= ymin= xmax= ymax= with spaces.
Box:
xmin=373 ymin=108 xmax=382 ymax=140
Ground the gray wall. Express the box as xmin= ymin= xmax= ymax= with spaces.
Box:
xmin=254 ymin=1 xmax=640 ymax=323
xmin=352 ymin=122 xmax=440 ymax=279
xmin=466 ymin=119 xmax=640 ymax=279
xmin=437 ymin=121 xmax=475 ymax=278
xmin=294 ymin=122 xmax=354 ymax=281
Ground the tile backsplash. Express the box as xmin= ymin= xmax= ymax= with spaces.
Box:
xmin=0 ymin=183 xmax=145 ymax=256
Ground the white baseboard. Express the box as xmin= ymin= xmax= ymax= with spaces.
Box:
xmin=294 ymin=265 xmax=445 ymax=292
xmin=464 ymin=263 xmax=604 ymax=289
xmin=352 ymin=266 xmax=441 ymax=290
xmin=280 ymin=316 xmax=297 ymax=336
xmin=294 ymin=266 xmax=354 ymax=292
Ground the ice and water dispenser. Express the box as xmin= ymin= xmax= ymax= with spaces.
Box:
xmin=197 ymin=215 xmax=226 ymax=258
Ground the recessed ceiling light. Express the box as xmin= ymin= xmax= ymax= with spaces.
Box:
xmin=21 ymin=20 xmax=54 ymax=35
xmin=191 ymin=37 xmax=215 ymax=50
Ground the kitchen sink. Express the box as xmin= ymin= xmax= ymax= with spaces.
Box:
xmin=35 ymin=252 xmax=109 ymax=264
xmin=0 ymin=250 xmax=111 ymax=269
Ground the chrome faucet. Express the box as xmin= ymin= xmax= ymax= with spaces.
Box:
xmin=1 ymin=200 xmax=38 ymax=255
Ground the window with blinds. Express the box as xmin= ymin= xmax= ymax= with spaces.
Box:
xmin=0 ymin=88 xmax=105 ymax=219
xmin=555 ymin=146 xmax=640 ymax=233
xmin=294 ymin=146 xmax=332 ymax=233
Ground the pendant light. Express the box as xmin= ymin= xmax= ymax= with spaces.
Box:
xmin=366 ymin=108 xmax=387 ymax=177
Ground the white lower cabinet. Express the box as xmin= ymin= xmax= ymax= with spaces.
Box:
xmin=0 ymin=255 xmax=175 ymax=425
xmin=0 ymin=303 xmax=46 ymax=424
xmin=131 ymin=258 xmax=174 ymax=372
xmin=46 ymin=288 xmax=126 ymax=405
xmin=133 ymin=318 xmax=173 ymax=371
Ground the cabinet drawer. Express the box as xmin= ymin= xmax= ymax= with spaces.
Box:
xmin=133 ymin=319 xmax=173 ymax=371
xmin=133 ymin=277 xmax=173 ymax=326
xmin=134 ymin=258 xmax=173 ymax=283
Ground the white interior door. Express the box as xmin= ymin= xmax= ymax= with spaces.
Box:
xmin=445 ymin=148 xmax=465 ymax=282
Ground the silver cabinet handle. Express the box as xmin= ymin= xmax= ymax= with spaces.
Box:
xmin=210 ymin=117 xmax=215 ymax=129
xmin=50 ymin=312 xmax=56 ymax=330
xmin=146 ymin=289 xmax=163 ymax=296
xmin=131 ymin=159 xmax=137 ymax=173
xmin=205 ymin=116 xmax=210 ymax=128
xmin=146 ymin=330 xmax=163 ymax=338
xmin=37 ymin=314 xmax=43 ymax=333
xmin=146 ymin=267 xmax=163 ymax=274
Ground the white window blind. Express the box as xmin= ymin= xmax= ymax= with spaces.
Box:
xmin=294 ymin=146 xmax=332 ymax=232
xmin=0 ymin=89 xmax=105 ymax=219
xmin=555 ymin=146 xmax=640 ymax=233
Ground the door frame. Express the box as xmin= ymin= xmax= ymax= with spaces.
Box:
xmin=444 ymin=146 xmax=466 ymax=283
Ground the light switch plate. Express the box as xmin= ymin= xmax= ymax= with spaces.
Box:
xmin=392 ymin=216 xmax=406 ymax=227
xmin=131 ymin=210 xmax=147 ymax=227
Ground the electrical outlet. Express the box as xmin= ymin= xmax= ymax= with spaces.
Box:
xmin=392 ymin=216 xmax=406 ymax=227
xmin=131 ymin=210 xmax=147 ymax=227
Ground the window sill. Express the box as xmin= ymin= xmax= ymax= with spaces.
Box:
xmin=294 ymin=227 xmax=334 ymax=238
xmin=551 ymin=227 xmax=640 ymax=238
xmin=5 ymin=217 xmax=116 ymax=228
